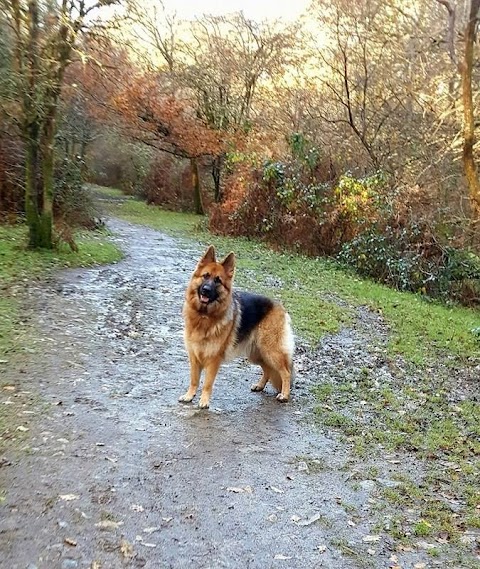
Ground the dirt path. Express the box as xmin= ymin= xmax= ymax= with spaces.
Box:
xmin=1 ymin=219 xmax=427 ymax=569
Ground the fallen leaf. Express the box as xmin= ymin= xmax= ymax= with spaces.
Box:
xmin=2 ymin=385 xmax=15 ymax=390
xmin=226 ymin=486 xmax=252 ymax=493
xmin=367 ymin=548 xmax=376 ymax=555
xmin=227 ymin=487 xmax=244 ymax=493
xmin=59 ymin=494 xmax=79 ymax=501
xmin=64 ymin=538 xmax=77 ymax=547
xmin=291 ymin=515 xmax=301 ymax=523
xmin=270 ymin=486 xmax=284 ymax=494
xmin=143 ymin=526 xmax=161 ymax=534
xmin=130 ymin=504 xmax=144 ymax=512
xmin=397 ymin=545 xmax=414 ymax=552
xmin=347 ymin=520 xmax=356 ymax=527
xmin=16 ymin=426 xmax=29 ymax=432
xmin=140 ymin=542 xmax=156 ymax=548
xmin=417 ymin=540 xmax=436 ymax=550
xmin=297 ymin=461 xmax=309 ymax=473
xmin=414 ymin=564 xmax=426 ymax=569
xmin=120 ymin=539 xmax=133 ymax=559
xmin=317 ymin=545 xmax=327 ymax=553
xmin=90 ymin=562 xmax=101 ymax=569
xmin=162 ymin=517 xmax=173 ymax=523
xmin=362 ymin=535 xmax=381 ymax=543
xmin=267 ymin=514 xmax=278 ymax=522
xmin=297 ymin=514 xmax=321 ymax=527
xmin=95 ymin=520 xmax=123 ymax=530
xmin=274 ymin=554 xmax=292 ymax=560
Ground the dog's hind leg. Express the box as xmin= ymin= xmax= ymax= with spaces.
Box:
xmin=263 ymin=353 xmax=292 ymax=402
xmin=276 ymin=364 xmax=292 ymax=403
xmin=250 ymin=363 xmax=271 ymax=392
xmin=179 ymin=352 xmax=202 ymax=403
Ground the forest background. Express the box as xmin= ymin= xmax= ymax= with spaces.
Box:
xmin=1 ymin=0 xmax=480 ymax=307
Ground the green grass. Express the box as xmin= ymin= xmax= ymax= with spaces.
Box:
xmin=0 ymin=224 xmax=123 ymax=358
xmin=103 ymin=196 xmax=202 ymax=236
xmin=102 ymin=191 xmax=479 ymax=362
xmin=314 ymin=363 xmax=480 ymax=547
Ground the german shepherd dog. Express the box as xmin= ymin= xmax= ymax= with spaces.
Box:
xmin=180 ymin=245 xmax=294 ymax=409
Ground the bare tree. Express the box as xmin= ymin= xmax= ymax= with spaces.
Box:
xmin=121 ymin=0 xmax=179 ymax=74
xmin=437 ymin=0 xmax=480 ymax=224
xmin=460 ymin=0 xmax=480 ymax=222
xmin=180 ymin=13 xmax=298 ymax=201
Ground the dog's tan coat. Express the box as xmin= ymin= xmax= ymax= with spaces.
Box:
xmin=180 ymin=246 xmax=294 ymax=409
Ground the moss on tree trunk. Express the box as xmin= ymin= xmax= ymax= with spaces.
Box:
xmin=191 ymin=157 xmax=204 ymax=215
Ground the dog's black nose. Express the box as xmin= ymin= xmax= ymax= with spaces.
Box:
xmin=200 ymin=282 xmax=214 ymax=297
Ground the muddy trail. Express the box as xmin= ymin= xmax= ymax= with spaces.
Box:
xmin=1 ymin=219 xmax=434 ymax=569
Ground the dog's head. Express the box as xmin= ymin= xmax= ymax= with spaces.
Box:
xmin=188 ymin=245 xmax=235 ymax=312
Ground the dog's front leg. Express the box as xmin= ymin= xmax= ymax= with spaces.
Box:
xmin=179 ymin=352 xmax=202 ymax=403
xmin=198 ymin=358 xmax=222 ymax=409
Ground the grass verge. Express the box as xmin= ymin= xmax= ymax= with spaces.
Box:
xmin=0 ymin=223 xmax=123 ymax=359
xmin=313 ymin=361 xmax=480 ymax=558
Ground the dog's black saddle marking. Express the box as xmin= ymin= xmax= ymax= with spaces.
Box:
xmin=235 ymin=291 xmax=274 ymax=343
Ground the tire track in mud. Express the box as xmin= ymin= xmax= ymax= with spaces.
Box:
xmin=1 ymin=219 xmax=414 ymax=569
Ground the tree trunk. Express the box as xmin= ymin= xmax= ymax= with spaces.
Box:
xmin=461 ymin=0 xmax=480 ymax=222
xmin=24 ymin=128 xmax=52 ymax=248
xmin=40 ymin=109 xmax=56 ymax=248
xmin=191 ymin=157 xmax=204 ymax=215
xmin=212 ymin=155 xmax=223 ymax=202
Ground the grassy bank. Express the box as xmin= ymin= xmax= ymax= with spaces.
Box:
xmin=103 ymin=191 xmax=479 ymax=364
xmin=0 ymin=224 xmax=123 ymax=359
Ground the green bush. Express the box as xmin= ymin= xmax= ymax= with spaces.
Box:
xmin=54 ymin=157 xmax=100 ymax=228
xmin=337 ymin=226 xmax=480 ymax=305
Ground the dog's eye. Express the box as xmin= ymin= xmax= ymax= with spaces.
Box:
xmin=214 ymin=276 xmax=222 ymax=285
xmin=202 ymin=273 xmax=210 ymax=279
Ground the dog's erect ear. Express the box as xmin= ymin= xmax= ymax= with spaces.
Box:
xmin=198 ymin=245 xmax=216 ymax=266
xmin=221 ymin=252 xmax=235 ymax=278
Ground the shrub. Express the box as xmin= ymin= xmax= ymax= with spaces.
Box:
xmin=141 ymin=154 xmax=194 ymax=211
xmin=210 ymin=134 xmax=479 ymax=307
xmin=54 ymin=157 xmax=100 ymax=229
xmin=337 ymin=226 xmax=480 ymax=305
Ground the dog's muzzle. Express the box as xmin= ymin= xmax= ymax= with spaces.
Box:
xmin=198 ymin=282 xmax=218 ymax=305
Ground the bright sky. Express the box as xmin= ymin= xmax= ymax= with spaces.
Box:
xmin=161 ymin=0 xmax=310 ymax=22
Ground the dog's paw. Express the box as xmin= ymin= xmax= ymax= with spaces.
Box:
xmin=250 ymin=383 xmax=264 ymax=392
xmin=198 ymin=398 xmax=210 ymax=409
xmin=179 ymin=392 xmax=195 ymax=403
xmin=276 ymin=393 xmax=289 ymax=403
